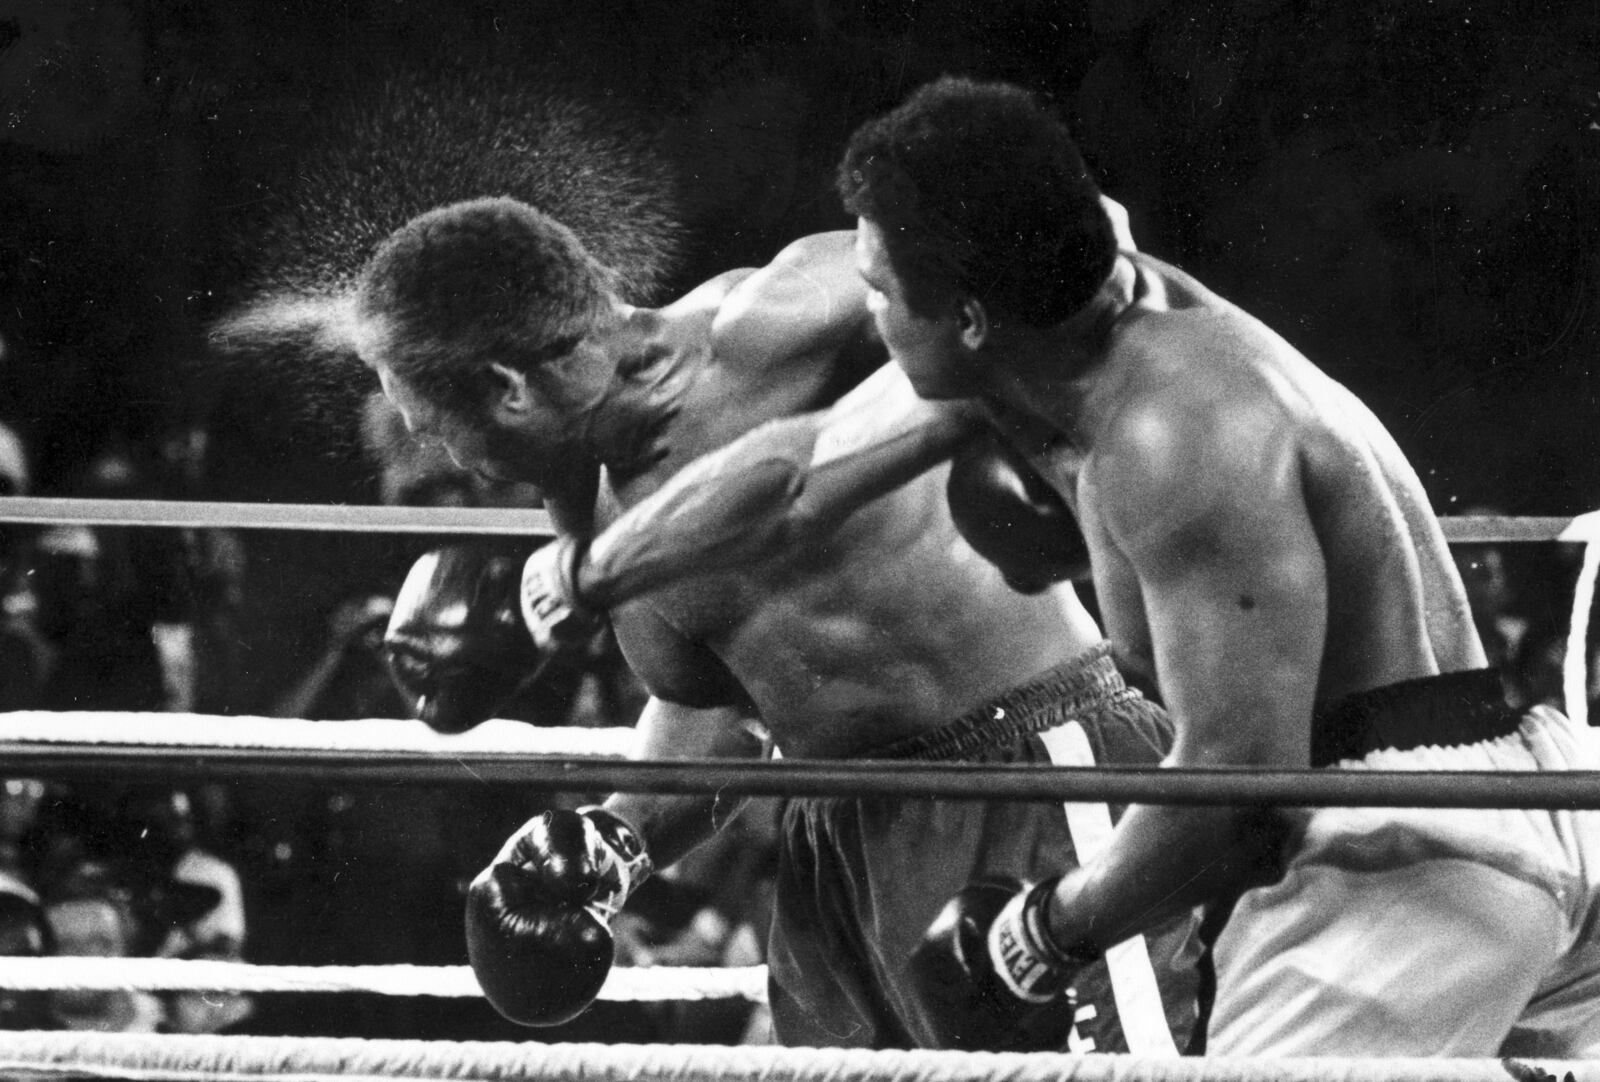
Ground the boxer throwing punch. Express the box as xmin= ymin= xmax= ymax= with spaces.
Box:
xmin=526 ymin=77 xmax=1600 ymax=1057
xmin=354 ymin=193 xmax=1200 ymax=1051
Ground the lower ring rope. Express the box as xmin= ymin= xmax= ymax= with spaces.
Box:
xmin=0 ymin=1032 xmax=1588 ymax=1082
xmin=5 ymin=731 xmax=1599 ymax=807
xmin=0 ymin=958 xmax=765 ymax=1002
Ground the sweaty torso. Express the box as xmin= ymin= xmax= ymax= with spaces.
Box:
xmin=1033 ymin=252 xmax=1483 ymax=719
xmin=597 ymin=237 xmax=1104 ymax=758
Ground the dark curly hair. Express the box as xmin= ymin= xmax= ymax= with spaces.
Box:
xmin=837 ymin=77 xmax=1115 ymax=327
xmin=355 ymin=197 xmax=616 ymax=413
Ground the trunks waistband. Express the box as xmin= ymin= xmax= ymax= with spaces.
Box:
xmin=864 ymin=642 xmax=1138 ymax=762
xmin=1310 ymin=667 xmax=1522 ymax=767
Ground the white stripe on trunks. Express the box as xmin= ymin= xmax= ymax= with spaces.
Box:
xmin=1037 ymin=720 xmax=1179 ymax=1058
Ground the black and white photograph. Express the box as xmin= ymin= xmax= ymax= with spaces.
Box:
xmin=2 ymin=1 xmax=1599 ymax=1077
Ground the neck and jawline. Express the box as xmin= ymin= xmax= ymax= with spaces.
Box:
xmin=952 ymin=253 xmax=1142 ymax=451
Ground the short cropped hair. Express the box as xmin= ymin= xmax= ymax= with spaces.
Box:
xmin=838 ymin=77 xmax=1115 ymax=327
xmin=355 ymin=197 xmax=615 ymax=412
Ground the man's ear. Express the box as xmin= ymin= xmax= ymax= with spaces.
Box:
xmin=956 ymin=295 xmax=990 ymax=351
xmin=486 ymin=362 xmax=533 ymax=418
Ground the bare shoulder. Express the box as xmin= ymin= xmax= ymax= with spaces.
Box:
xmin=709 ymin=231 xmax=868 ymax=370
xmin=1088 ymin=347 xmax=1297 ymax=554
xmin=667 ymin=266 xmax=761 ymax=317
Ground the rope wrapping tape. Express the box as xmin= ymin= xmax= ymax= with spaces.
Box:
xmin=0 ymin=1032 xmax=1588 ymax=1082
xmin=0 ymin=958 xmax=767 ymax=1003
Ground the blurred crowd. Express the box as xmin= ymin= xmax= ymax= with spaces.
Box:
xmin=0 ymin=413 xmax=779 ymax=1043
xmin=3 ymin=396 xmax=1600 ymax=1044
xmin=3 ymin=404 xmax=1598 ymax=1043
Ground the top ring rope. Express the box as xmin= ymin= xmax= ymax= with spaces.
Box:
xmin=0 ymin=1031 xmax=1589 ymax=1082
xmin=1 ymin=498 xmax=1596 ymax=543
xmin=0 ymin=497 xmax=555 ymax=536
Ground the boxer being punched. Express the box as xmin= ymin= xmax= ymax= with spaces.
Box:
xmin=354 ymin=196 xmax=1200 ymax=1051
xmin=534 ymin=78 xmax=1600 ymax=1057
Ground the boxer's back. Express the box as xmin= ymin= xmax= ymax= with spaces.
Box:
xmin=1077 ymin=253 xmax=1485 ymax=723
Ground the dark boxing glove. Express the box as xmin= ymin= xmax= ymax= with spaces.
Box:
xmin=466 ymin=806 xmax=652 ymax=1026
xmin=946 ymin=432 xmax=1089 ymax=594
xmin=383 ymin=543 xmax=541 ymax=733
xmin=909 ymin=876 xmax=1096 ymax=1051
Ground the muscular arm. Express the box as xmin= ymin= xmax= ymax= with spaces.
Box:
xmin=541 ymin=204 xmax=1135 ymax=610
xmin=1047 ymin=402 xmax=1326 ymax=951
xmin=604 ymin=697 xmax=767 ymax=869
xmin=574 ymin=364 xmax=982 ymax=608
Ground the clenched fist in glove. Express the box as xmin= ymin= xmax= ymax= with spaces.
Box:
xmin=382 ymin=544 xmax=540 ymax=733
xmin=519 ymin=535 xmax=606 ymax=652
xmin=466 ymin=806 xmax=652 ymax=1026
xmin=946 ymin=431 xmax=1089 ymax=595
xmin=909 ymin=876 xmax=1096 ymax=1051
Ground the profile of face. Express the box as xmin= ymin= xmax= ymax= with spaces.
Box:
xmin=855 ymin=217 xmax=976 ymax=400
xmin=45 ymin=896 xmax=136 ymax=1021
xmin=365 ymin=335 xmax=600 ymax=492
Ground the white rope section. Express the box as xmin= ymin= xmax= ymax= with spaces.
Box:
xmin=1565 ymin=541 xmax=1599 ymax=728
xmin=0 ymin=958 xmax=767 ymax=1003
xmin=0 ymin=1032 xmax=1588 ymax=1082
xmin=0 ymin=713 xmax=633 ymax=757
xmin=0 ymin=497 xmax=554 ymax=536
xmin=0 ymin=498 xmax=1594 ymax=544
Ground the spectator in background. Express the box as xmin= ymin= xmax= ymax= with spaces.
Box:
xmin=1451 ymin=507 xmax=1533 ymax=706
xmin=272 ymin=593 xmax=408 ymax=721
xmin=0 ymin=777 xmax=48 ymax=878
xmin=0 ymin=421 xmax=54 ymax=710
xmin=31 ymin=445 xmax=197 ymax=713
xmin=119 ymin=788 xmax=253 ymax=1034
xmin=41 ymin=861 xmax=166 ymax=1032
xmin=0 ymin=869 xmax=52 ymax=1031
xmin=156 ymin=423 xmax=252 ymax=718
xmin=1514 ymin=623 xmax=1569 ymax=714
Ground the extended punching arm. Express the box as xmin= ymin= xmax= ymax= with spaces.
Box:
xmin=517 ymin=197 xmax=1137 ymax=629
xmin=562 ymin=365 xmax=980 ymax=612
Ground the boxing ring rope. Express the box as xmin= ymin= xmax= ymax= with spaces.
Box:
xmin=0 ymin=499 xmax=1594 ymax=544
xmin=2 ymin=1032 xmax=1586 ymax=1082
xmin=0 ymin=497 xmax=555 ymax=536
xmin=4 ymin=499 xmax=1596 ymax=724
xmin=2 ymin=1032 xmax=1590 ymax=1082
xmin=3 ymin=500 xmax=1599 ymax=1081
xmin=2 ymin=500 xmax=1598 ymax=726
xmin=0 ymin=714 xmax=635 ymax=757
xmin=2 ymin=712 xmax=1598 ymax=806
xmin=0 ymin=957 xmax=766 ymax=1003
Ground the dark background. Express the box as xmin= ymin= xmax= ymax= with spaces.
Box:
xmin=4 ymin=0 xmax=1597 ymax=511
xmin=2 ymin=0 xmax=1598 ymax=1043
